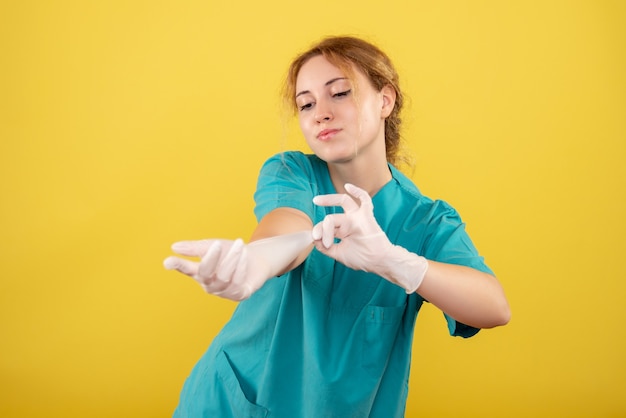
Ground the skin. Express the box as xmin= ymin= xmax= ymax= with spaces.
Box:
xmin=165 ymin=55 xmax=510 ymax=324
xmin=294 ymin=55 xmax=396 ymax=196
xmin=251 ymin=55 xmax=510 ymax=328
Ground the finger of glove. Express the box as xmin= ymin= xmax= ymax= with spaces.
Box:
xmin=163 ymin=256 xmax=199 ymax=277
xmin=313 ymin=193 xmax=359 ymax=212
xmin=197 ymin=240 xmax=224 ymax=283
xmin=320 ymin=215 xmax=337 ymax=248
xmin=313 ymin=214 xmax=354 ymax=244
xmin=344 ymin=183 xmax=374 ymax=212
xmin=210 ymin=246 xmax=250 ymax=301
xmin=198 ymin=242 xmax=233 ymax=294
xmin=312 ymin=221 xmax=323 ymax=241
xmin=171 ymin=240 xmax=214 ymax=257
xmin=215 ymin=239 xmax=245 ymax=283
xmin=313 ymin=239 xmax=347 ymax=267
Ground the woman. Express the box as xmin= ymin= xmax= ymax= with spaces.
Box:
xmin=164 ymin=35 xmax=510 ymax=417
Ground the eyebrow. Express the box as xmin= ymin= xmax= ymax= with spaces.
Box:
xmin=295 ymin=77 xmax=348 ymax=98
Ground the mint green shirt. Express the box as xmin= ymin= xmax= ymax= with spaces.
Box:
xmin=173 ymin=152 xmax=493 ymax=418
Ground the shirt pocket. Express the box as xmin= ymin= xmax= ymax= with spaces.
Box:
xmin=361 ymin=304 xmax=406 ymax=377
xmin=215 ymin=349 xmax=270 ymax=418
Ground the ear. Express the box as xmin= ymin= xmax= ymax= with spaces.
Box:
xmin=380 ymin=84 xmax=397 ymax=119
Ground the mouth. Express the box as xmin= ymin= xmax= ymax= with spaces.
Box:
xmin=317 ymin=129 xmax=340 ymax=141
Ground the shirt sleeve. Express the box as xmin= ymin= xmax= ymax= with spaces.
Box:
xmin=253 ymin=152 xmax=317 ymax=223
xmin=421 ymin=200 xmax=494 ymax=338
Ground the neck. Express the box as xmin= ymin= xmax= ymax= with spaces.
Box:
xmin=328 ymin=156 xmax=392 ymax=197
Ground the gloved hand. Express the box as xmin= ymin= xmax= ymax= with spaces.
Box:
xmin=164 ymin=231 xmax=313 ymax=301
xmin=312 ymin=183 xmax=429 ymax=293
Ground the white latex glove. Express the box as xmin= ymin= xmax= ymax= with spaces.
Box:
xmin=164 ymin=231 xmax=313 ymax=301
xmin=312 ymin=183 xmax=429 ymax=293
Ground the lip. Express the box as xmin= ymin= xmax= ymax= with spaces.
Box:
xmin=317 ymin=129 xmax=341 ymax=141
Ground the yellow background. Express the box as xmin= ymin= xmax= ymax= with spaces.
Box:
xmin=1 ymin=1 xmax=625 ymax=417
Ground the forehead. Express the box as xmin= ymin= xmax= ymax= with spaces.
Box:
xmin=295 ymin=55 xmax=354 ymax=91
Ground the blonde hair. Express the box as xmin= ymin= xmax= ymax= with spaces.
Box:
xmin=283 ymin=36 xmax=409 ymax=167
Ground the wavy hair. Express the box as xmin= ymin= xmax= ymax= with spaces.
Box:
xmin=283 ymin=36 xmax=410 ymax=167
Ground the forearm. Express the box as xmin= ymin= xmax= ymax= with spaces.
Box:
xmin=309 ymin=183 xmax=509 ymax=328
xmin=164 ymin=208 xmax=314 ymax=301
xmin=250 ymin=207 xmax=314 ymax=276
xmin=247 ymin=231 xmax=314 ymax=278
xmin=375 ymin=246 xmax=509 ymax=328
xmin=416 ymin=260 xmax=511 ymax=329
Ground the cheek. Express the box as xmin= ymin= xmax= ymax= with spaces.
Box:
xmin=297 ymin=116 xmax=306 ymax=132
xmin=359 ymin=101 xmax=382 ymax=126
xmin=297 ymin=116 xmax=313 ymax=138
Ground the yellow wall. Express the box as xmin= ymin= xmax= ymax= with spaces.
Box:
xmin=1 ymin=1 xmax=624 ymax=417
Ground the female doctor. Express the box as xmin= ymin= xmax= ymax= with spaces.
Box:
xmin=164 ymin=35 xmax=510 ymax=417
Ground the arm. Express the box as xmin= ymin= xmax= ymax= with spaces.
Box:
xmin=379 ymin=247 xmax=510 ymax=328
xmin=312 ymin=183 xmax=510 ymax=329
xmin=164 ymin=207 xmax=314 ymax=300
xmin=418 ymin=262 xmax=510 ymax=329
xmin=249 ymin=207 xmax=314 ymax=276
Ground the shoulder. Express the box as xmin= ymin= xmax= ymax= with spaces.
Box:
xmin=386 ymin=165 xmax=469 ymax=254
xmin=259 ymin=151 xmax=322 ymax=174
xmin=387 ymin=165 xmax=490 ymax=271
xmin=254 ymin=152 xmax=326 ymax=221
xmin=257 ymin=152 xmax=330 ymax=196
xmin=389 ymin=164 xmax=461 ymax=222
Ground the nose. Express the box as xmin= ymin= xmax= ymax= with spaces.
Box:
xmin=314 ymin=100 xmax=333 ymax=123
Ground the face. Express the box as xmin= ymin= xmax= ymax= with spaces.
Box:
xmin=294 ymin=55 xmax=395 ymax=165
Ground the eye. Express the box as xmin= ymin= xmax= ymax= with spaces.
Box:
xmin=299 ymin=102 xmax=313 ymax=112
xmin=333 ymin=89 xmax=351 ymax=98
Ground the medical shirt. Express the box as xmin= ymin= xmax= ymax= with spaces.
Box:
xmin=173 ymin=151 xmax=493 ymax=418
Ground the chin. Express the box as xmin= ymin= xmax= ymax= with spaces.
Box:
xmin=317 ymin=154 xmax=355 ymax=165
xmin=312 ymin=148 xmax=358 ymax=165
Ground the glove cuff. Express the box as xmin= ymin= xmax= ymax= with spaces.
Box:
xmin=378 ymin=245 xmax=429 ymax=294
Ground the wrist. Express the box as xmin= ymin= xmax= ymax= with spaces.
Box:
xmin=376 ymin=245 xmax=429 ymax=293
